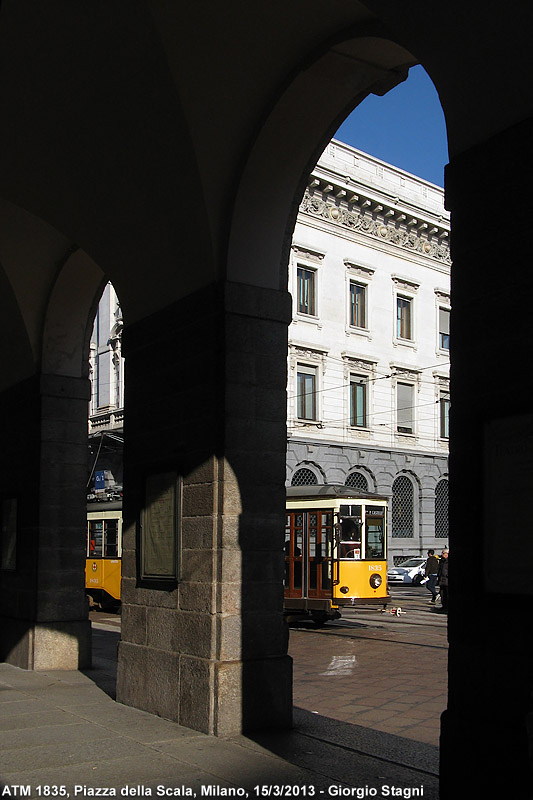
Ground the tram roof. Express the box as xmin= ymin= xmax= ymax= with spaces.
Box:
xmin=87 ymin=500 xmax=122 ymax=512
xmin=286 ymin=485 xmax=389 ymax=501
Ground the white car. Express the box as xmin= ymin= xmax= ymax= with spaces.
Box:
xmin=388 ymin=557 xmax=426 ymax=585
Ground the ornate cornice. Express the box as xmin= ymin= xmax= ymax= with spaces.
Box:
xmin=392 ymin=275 xmax=419 ymax=292
xmin=391 ymin=364 xmax=421 ymax=383
xmin=300 ymin=184 xmax=451 ymax=266
xmin=341 ymin=354 xmax=377 ymax=376
xmin=290 ymin=342 xmax=328 ymax=360
xmin=343 ymin=260 xmax=375 ymax=279
xmin=434 ymin=288 xmax=451 ymax=303
xmin=291 ymin=243 xmax=325 ymax=264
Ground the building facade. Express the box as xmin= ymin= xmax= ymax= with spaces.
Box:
xmin=90 ymin=140 xmax=450 ymax=564
xmin=88 ymin=282 xmax=124 ymax=492
xmin=287 ymin=140 xmax=450 ymax=563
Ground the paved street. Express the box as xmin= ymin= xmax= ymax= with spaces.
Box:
xmin=0 ymin=589 xmax=444 ymax=800
xmin=89 ymin=586 xmax=447 ymax=748
xmin=288 ymin=587 xmax=448 ymax=747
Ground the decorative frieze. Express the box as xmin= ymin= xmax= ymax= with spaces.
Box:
xmin=300 ymin=188 xmax=451 ymax=266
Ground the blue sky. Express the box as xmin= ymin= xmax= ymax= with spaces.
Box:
xmin=334 ymin=65 xmax=448 ymax=187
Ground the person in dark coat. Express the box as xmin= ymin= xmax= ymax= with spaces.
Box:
xmin=424 ymin=549 xmax=440 ymax=603
xmin=437 ymin=548 xmax=449 ymax=612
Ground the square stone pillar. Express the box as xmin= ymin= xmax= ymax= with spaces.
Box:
xmin=0 ymin=374 xmax=92 ymax=669
xmin=116 ymin=281 xmax=293 ymax=735
xmin=440 ymin=117 xmax=533 ymax=798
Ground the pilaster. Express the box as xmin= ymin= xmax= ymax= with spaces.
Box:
xmin=0 ymin=374 xmax=92 ymax=669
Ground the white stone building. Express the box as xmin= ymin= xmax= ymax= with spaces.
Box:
xmin=287 ymin=140 xmax=450 ymax=562
xmin=89 ymin=140 xmax=450 ymax=562
xmin=88 ymin=282 xmax=124 ymax=489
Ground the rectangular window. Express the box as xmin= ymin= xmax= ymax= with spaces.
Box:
xmin=297 ymin=267 xmax=316 ymax=315
xmin=439 ymin=307 xmax=450 ymax=350
xmin=297 ymin=365 xmax=317 ymax=420
xmin=397 ymin=296 xmax=412 ymax=340
xmin=350 ymin=377 xmax=367 ymax=427
xmin=397 ymin=383 xmax=414 ymax=433
xmin=349 ymin=282 xmax=366 ymax=328
xmin=440 ymin=394 xmax=450 ymax=439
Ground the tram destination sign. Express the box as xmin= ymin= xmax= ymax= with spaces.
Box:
xmin=366 ymin=507 xmax=385 ymax=516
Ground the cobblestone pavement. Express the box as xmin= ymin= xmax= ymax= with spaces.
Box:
xmin=288 ymin=588 xmax=448 ymax=747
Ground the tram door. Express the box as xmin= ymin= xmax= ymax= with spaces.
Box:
xmin=285 ymin=510 xmax=333 ymax=600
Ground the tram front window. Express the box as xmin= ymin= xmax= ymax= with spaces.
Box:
xmin=366 ymin=514 xmax=385 ymax=559
xmin=339 ymin=517 xmax=362 ymax=559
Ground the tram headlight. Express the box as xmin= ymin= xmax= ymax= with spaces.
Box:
xmin=369 ymin=574 xmax=382 ymax=589
xmin=339 ymin=585 xmax=350 ymax=594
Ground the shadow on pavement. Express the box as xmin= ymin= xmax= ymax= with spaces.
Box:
xmin=82 ymin=627 xmax=119 ymax=699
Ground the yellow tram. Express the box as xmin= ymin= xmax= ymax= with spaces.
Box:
xmin=86 ymin=501 xmax=122 ymax=608
xmin=284 ymin=485 xmax=390 ymax=623
xmin=86 ymin=485 xmax=390 ymax=620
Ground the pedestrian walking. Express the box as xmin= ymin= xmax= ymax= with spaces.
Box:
xmin=437 ymin=548 xmax=449 ymax=613
xmin=424 ymin=548 xmax=439 ymax=603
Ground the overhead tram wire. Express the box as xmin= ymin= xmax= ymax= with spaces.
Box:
xmin=287 ymin=359 xmax=450 ymax=404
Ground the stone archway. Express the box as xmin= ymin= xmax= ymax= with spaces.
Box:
xmin=0 ymin=5 xmax=532 ymax=796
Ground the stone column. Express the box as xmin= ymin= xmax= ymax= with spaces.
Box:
xmin=440 ymin=118 xmax=533 ymax=798
xmin=0 ymin=374 xmax=92 ymax=669
xmin=116 ymin=281 xmax=293 ymax=735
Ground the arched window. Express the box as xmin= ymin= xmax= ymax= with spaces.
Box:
xmin=435 ymin=479 xmax=449 ymax=539
xmin=345 ymin=471 xmax=368 ymax=492
xmin=392 ymin=475 xmax=414 ymax=538
xmin=291 ymin=468 xmax=318 ymax=486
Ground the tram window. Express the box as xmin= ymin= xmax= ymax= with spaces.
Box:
xmin=340 ymin=518 xmax=362 ymax=541
xmin=104 ymin=520 xmax=119 ymax=557
xmin=88 ymin=519 xmax=120 ymax=558
xmin=309 ymin=528 xmax=316 ymax=557
xmin=366 ymin=517 xmax=385 ymax=559
xmin=340 ymin=504 xmax=362 ymax=518
xmin=88 ymin=521 xmax=103 ymax=557
xmin=340 ymin=542 xmax=361 ymax=559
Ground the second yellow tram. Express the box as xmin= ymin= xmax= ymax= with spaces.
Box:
xmin=86 ymin=501 xmax=122 ymax=608
xmin=284 ymin=485 xmax=390 ymax=623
